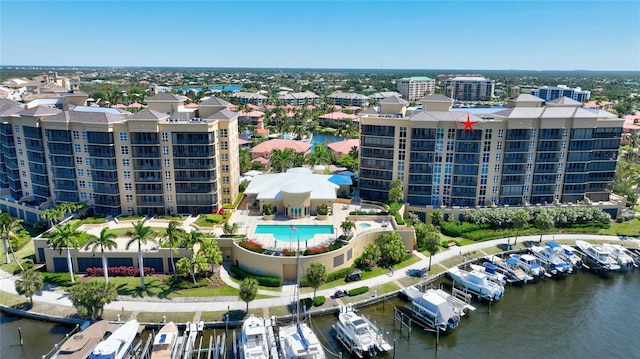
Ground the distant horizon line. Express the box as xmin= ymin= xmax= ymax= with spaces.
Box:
xmin=2 ymin=65 xmax=638 ymax=73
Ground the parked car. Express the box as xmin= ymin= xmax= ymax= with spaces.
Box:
xmin=345 ymin=269 xmax=362 ymax=282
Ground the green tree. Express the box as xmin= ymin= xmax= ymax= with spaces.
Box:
xmin=223 ymin=222 xmax=239 ymax=236
xmin=48 ymin=222 xmax=81 ymax=283
xmin=239 ymin=277 xmax=258 ymax=314
xmin=163 ymin=220 xmax=185 ymax=280
xmin=199 ymin=239 xmax=223 ymax=272
xmin=305 ymin=263 xmax=326 ymax=302
xmin=422 ymin=230 xmax=440 ymax=271
xmin=239 ymin=148 xmax=252 ymax=175
xmin=512 ymin=209 xmax=530 ymax=246
xmin=15 ymin=269 xmax=43 ymax=305
xmin=388 ymin=179 xmax=404 ymax=210
xmin=0 ymin=212 xmax=24 ymax=269
xmin=534 ymin=211 xmax=555 ymax=243
xmin=125 ymin=219 xmax=157 ymax=290
xmin=429 ymin=210 xmax=443 ymax=226
xmin=375 ymin=231 xmax=406 ymax=265
xmin=340 ymin=221 xmax=355 ymax=238
xmin=359 ymin=244 xmax=381 ymax=269
xmin=84 ymin=228 xmax=118 ymax=284
xmin=41 ymin=208 xmax=63 ymax=228
xmin=305 ymin=143 xmax=333 ymax=166
xmin=182 ymin=231 xmax=206 ymax=284
xmin=68 ymin=280 xmax=118 ymax=320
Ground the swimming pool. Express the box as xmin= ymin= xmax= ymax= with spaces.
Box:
xmin=359 ymin=223 xmax=371 ymax=228
xmin=255 ymin=224 xmax=334 ymax=242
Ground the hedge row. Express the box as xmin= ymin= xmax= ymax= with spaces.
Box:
xmin=229 ymin=265 xmax=282 ymax=287
xmin=348 ymin=286 xmax=369 ymax=296
xmin=326 ymin=267 xmax=353 ymax=282
xmin=85 ymin=266 xmax=156 ymax=277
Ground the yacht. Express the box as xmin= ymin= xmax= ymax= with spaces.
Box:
xmin=575 ymin=240 xmax=621 ymax=271
xmin=483 ymin=255 xmax=533 ymax=284
xmin=529 ymin=245 xmax=572 ymax=276
xmin=547 ymin=242 xmax=583 ymax=269
xmin=52 ymin=320 xmax=109 ymax=359
xmin=401 ymin=286 xmax=475 ymax=332
xmin=240 ymin=315 xmax=278 ymax=359
xmin=602 ymin=243 xmax=638 ymax=271
xmin=332 ymin=304 xmax=392 ymax=357
xmin=446 ymin=267 xmax=504 ymax=301
xmin=469 ymin=262 xmax=508 ymax=285
xmin=150 ymin=322 xmax=179 ymax=359
xmin=89 ymin=319 xmax=139 ymax=359
xmin=278 ymin=322 xmax=326 ymax=359
xmin=509 ymin=254 xmax=547 ymax=278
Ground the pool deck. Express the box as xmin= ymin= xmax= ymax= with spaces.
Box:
xmin=228 ymin=203 xmax=387 ymax=250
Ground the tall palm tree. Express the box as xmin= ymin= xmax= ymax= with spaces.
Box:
xmin=125 ymin=219 xmax=157 ymax=290
xmin=0 ymin=212 xmax=25 ymax=269
xmin=48 ymin=222 xmax=81 ymax=283
xmin=182 ymin=231 xmax=205 ymax=284
xmin=163 ymin=220 xmax=185 ymax=280
xmin=41 ymin=208 xmax=63 ymax=228
xmin=84 ymin=228 xmax=118 ymax=283
xmin=15 ymin=269 xmax=44 ymax=305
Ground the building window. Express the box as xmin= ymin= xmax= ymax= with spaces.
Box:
xmin=484 ymin=129 xmax=492 ymax=140
xmin=125 ymin=195 xmax=133 ymax=202
xmin=526 ymin=174 xmax=531 ymax=182
xmin=523 ymin=185 xmax=529 ymax=192
xmin=21 ymin=171 xmax=26 ymax=178
xmin=498 ymin=129 xmax=504 ymax=138
xmin=555 ymin=185 xmax=561 ymax=192
xmin=14 ymin=124 xmax=19 ymax=133
xmin=123 ymin=171 xmax=131 ymax=179
xmin=76 ymin=156 xmax=83 ymax=165
xmin=561 ymin=140 xmax=567 ymax=149
xmin=560 ymin=152 xmax=565 ymax=160
xmin=162 ymin=132 xmax=168 ymax=142
xmin=84 ymin=144 xmax=89 ymax=153
xmin=16 ymin=137 xmax=22 ymax=145
xmin=223 ymin=198 xmax=231 ymax=204
xmin=556 ymin=174 xmax=562 ymax=181
xmin=530 ymin=129 xmax=536 ymax=137
xmin=18 ymin=148 xmax=23 ymax=156
xmin=85 ymin=157 xmax=91 ymax=165
xmin=221 ymin=153 xmax=228 ymax=161
xmin=221 ymin=142 xmax=228 ymax=150
xmin=88 ymin=182 xmax=94 ymax=189
xmin=120 ymin=132 xmax=128 ymax=141
xmin=23 ymin=181 xmax=29 ymax=188
xmin=493 ymin=175 xmax=499 ymax=183
xmin=222 ymin=176 xmax=229 ymax=184
xmin=19 ymin=160 xmax=25 ymax=167
xmin=124 ymin=183 xmax=132 ymax=191
xmin=72 ymin=131 xmax=79 ymax=140
xmin=87 ymin=170 xmax=92 ymax=177
xmin=223 ymin=188 xmax=230 ymax=195
xmin=126 ymin=206 xmax=134 ymax=214
xmin=167 ymin=195 xmax=173 ymax=203
xmin=558 ymin=163 xmax=563 ymax=170
xmin=77 ymin=169 xmax=84 ymax=177
xmin=90 ymin=193 xmax=95 ymax=201
xmin=528 ymin=152 xmax=534 ymax=161
xmin=166 ymin=183 xmax=172 ymax=191
xmin=80 ymin=192 xmax=87 ymax=200
xmin=496 ymin=153 xmax=502 ymax=161
xmin=481 ymin=163 xmax=488 ymax=174
xmin=79 ymin=181 xmax=86 ymax=188
xmin=163 ymin=146 xmax=169 ymax=155
xmin=74 ymin=144 xmax=81 ymax=153
xmin=530 ymin=141 xmax=535 ymax=148
xmin=492 ymin=186 xmax=498 ymax=194
xmin=494 ymin=164 xmax=500 ymax=172
xmin=164 ymin=159 xmax=170 ymax=167
xmin=527 ymin=163 xmax=532 ymax=172
xmin=222 ymin=165 xmax=229 ymax=173
xmin=122 ymin=159 xmax=130 ymax=167
xmin=497 ymin=141 xmax=502 ymax=150
xmin=121 ymin=146 xmax=129 ymax=155
xmin=220 ymin=129 xmax=228 ymax=138
xmin=165 ymin=171 xmax=171 ymax=179
xmin=562 ymin=128 xmax=568 ymax=137
xmin=82 ymin=131 xmax=88 ymax=140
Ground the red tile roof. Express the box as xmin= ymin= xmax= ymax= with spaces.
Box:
xmin=251 ymin=138 xmax=312 ymax=158
xmin=327 ymin=139 xmax=359 ymax=155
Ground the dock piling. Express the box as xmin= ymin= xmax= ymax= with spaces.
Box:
xmin=18 ymin=327 xmax=23 ymax=345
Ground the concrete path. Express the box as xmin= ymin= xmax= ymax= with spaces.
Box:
xmin=1 ymin=234 xmax=636 ymax=314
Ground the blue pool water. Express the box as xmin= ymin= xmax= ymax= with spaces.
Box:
xmin=255 ymin=224 xmax=334 ymax=242
xmin=359 ymin=223 xmax=371 ymax=228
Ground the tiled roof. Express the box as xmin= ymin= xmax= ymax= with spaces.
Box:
xmin=327 ymin=139 xmax=359 ymax=154
xmin=128 ymin=109 xmax=169 ymax=120
xmin=319 ymin=111 xmax=360 ymax=120
xmin=0 ymin=98 xmax=24 ymax=116
xmin=199 ymin=97 xmax=231 ymax=106
xmin=145 ymin=93 xmax=187 ymax=102
xmin=244 ymin=172 xmax=339 ymax=201
xmin=420 ymin=94 xmax=453 ymax=102
xmin=251 ymin=139 xmax=311 ymax=155
xmin=206 ymin=109 xmax=237 ymax=120
xmin=547 ymin=96 xmax=582 ymax=106
xmin=510 ymin=94 xmax=544 ymax=102
xmin=379 ymin=95 xmax=408 ymax=105
xmin=42 ymin=110 xmax=126 ymax=124
xmin=18 ymin=105 xmax=61 ymax=117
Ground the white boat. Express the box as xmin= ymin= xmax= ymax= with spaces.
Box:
xmin=150 ymin=322 xmax=179 ymax=359
xmin=332 ymin=304 xmax=392 ymax=357
xmin=240 ymin=314 xmax=278 ymax=359
xmin=547 ymin=242 xmax=583 ymax=269
xmin=603 ymin=243 xmax=638 ymax=271
xmin=89 ymin=319 xmax=139 ymax=359
xmin=446 ymin=267 xmax=504 ymax=301
xmin=509 ymin=254 xmax=547 ymax=278
xmin=401 ymin=286 xmax=475 ymax=332
xmin=529 ymin=245 xmax=572 ymax=276
xmin=575 ymin=240 xmax=621 ymax=271
xmin=52 ymin=320 xmax=109 ymax=359
xmin=469 ymin=262 xmax=508 ymax=285
xmin=483 ymin=255 xmax=533 ymax=284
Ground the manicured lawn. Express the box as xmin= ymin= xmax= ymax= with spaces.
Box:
xmin=0 ymin=238 xmax=36 ymax=275
xmin=599 ymin=219 xmax=640 ymax=237
xmin=226 ymin=276 xmax=282 ymax=294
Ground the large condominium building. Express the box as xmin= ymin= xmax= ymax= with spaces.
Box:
xmin=229 ymin=92 xmax=268 ymax=106
xmin=328 ymin=92 xmax=370 ymax=107
xmin=0 ymin=95 xmax=239 ymax=222
xmin=359 ymin=94 xmax=623 ymax=219
xmin=445 ymin=76 xmax=495 ymax=101
xmin=396 ymin=77 xmax=436 ymax=101
xmin=277 ymin=91 xmax=319 ymax=106
xmin=530 ymin=85 xmax=591 ymax=102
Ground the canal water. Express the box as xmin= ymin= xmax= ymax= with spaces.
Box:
xmin=3 ymin=270 xmax=639 ymax=358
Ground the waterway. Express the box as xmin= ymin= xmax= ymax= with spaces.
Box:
xmin=3 ymin=270 xmax=639 ymax=358
xmin=311 ymin=132 xmax=344 ymax=150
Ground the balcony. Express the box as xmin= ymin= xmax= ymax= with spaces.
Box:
xmin=50 ymin=156 xmax=75 ymax=168
xmin=94 ymin=183 xmax=119 ymax=194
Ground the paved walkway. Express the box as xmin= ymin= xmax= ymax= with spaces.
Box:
xmin=1 ymin=234 xmax=636 ymax=314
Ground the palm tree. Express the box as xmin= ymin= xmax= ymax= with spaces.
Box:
xmin=125 ymin=219 xmax=157 ymax=290
xmin=48 ymin=222 xmax=82 ymax=283
xmin=239 ymin=277 xmax=258 ymax=314
xmin=0 ymin=213 xmax=25 ymax=268
xmin=15 ymin=269 xmax=44 ymax=305
xmin=163 ymin=220 xmax=185 ymax=280
xmin=223 ymin=222 xmax=238 ymax=236
xmin=305 ymin=143 xmax=333 ymax=166
xmin=41 ymin=208 xmax=62 ymax=228
xmin=429 ymin=210 xmax=443 ymax=226
xmin=512 ymin=209 xmax=530 ymax=246
xmin=340 ymin=221 xmax=355 ymax=238
xmin=239 ymin=148 xmax=252 ymax=176
xmin=534 ymin=211 xmax=555 ymax=244
xmin=84 ymin=228 xmax=118 ymax=284
xmin=182 ymin=231 xmax=205 ymax=284
xmin=626 ymin=133 xmax=640 ymax=162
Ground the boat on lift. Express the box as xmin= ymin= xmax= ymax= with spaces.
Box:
xmin=332 ymin=304 xmax=392 ymax=357
xmin=401 ymin=286 xmax=475 ymax=332
xmin=469 ymin=262 xmax=508 ymax=285
xmin=483 ymin=255 xmax=533 ymax=284
xmin=602 ymin=243 xmax=638 ymax=271
xmin=546 ymin=242 xmax=583 ymax=269
xmin=89 ymin=319 xmax=139 ymax=359
xmin=446 ymin=267 xmax=504 ymax=301
xmin=150 ymin=322 xmax=179 ymax=359
xmin=239 ymin=314 xmax=278 ymax=359
xmin=529 ymin=245 xmax=572 ymax=276
xmin=509 ymin=254 xmax=548 ymax=278
xmin=52 ymin=320 xmax=109 ymax=359
xmin=575 ymin=240 xmax=621 ymax=271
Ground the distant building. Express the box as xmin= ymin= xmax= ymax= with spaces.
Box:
xmin=328 ymin=92 xmax=369 ymax=107
xmin=530 ymin=85 xmax=591 ymax=102
xmin=396 ymin=77 xmax=435 ymax=101
xmin=369 ymin=91 xmax=403 ymax=102
xmin=229 ymin=92 xmax=268 ymax=106
xmin=445 ymin=76 xmax=495 ymax=101
xmin=277 ymin=91 xmax=319 ymax=106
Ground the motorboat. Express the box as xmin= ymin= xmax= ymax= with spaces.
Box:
xmin=240 ymin=314 xmax=278 ymax=359
xmin=602 ymin=243 xmax=638 ymax=271
xmin=401 ymin=286 xmax=475 ymax=332
xmin=332 ymin=304 xmax=392 ymax=357
xmin=469 ymin=262 xmax=508 ymax=285
xmin=510 ymin=254 xmax=547 ymax=278
xmin=446 ymin=267 xmax=504 ymax=301
xmin=89 ymin=319 xmax=139 ymax=359
xmin=483 ymin=255 xmax=533 ymax=284
xmin=278 ymin=322 xmax=326 ymax=359
xmin=150 ymin=322 xmax=179 ymax=359
xmin=52 ymin=320 xmax=109 ymax=359
xmin=529 ymin=245 xmax=572 ymax=276
xmin=547 ymin=242 xmax=583 ymax=269
xmin=575 ymin=240 xmax=621 ymax=271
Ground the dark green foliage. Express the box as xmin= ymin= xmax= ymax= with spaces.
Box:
xmin=229 ymin=265 xmax=282 ymax=287
xmin=314 ymin=296 xmax=326 ymax=306
xmin=326 ymin=267 xmax=354 ymax=282
xmin=348 ymin=286 xmax=369 ymax=296
xmin=439 ymin=221 xmax=488 ymax=237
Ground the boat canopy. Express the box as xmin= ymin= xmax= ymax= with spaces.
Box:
xmin=506 ymin=259 xmax=517 ymax=265
xmin=546 ymin=242 xmax=560 ymax=248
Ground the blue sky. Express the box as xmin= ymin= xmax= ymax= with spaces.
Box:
xmin=2 ymin=1 xmax=639 ymax=71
